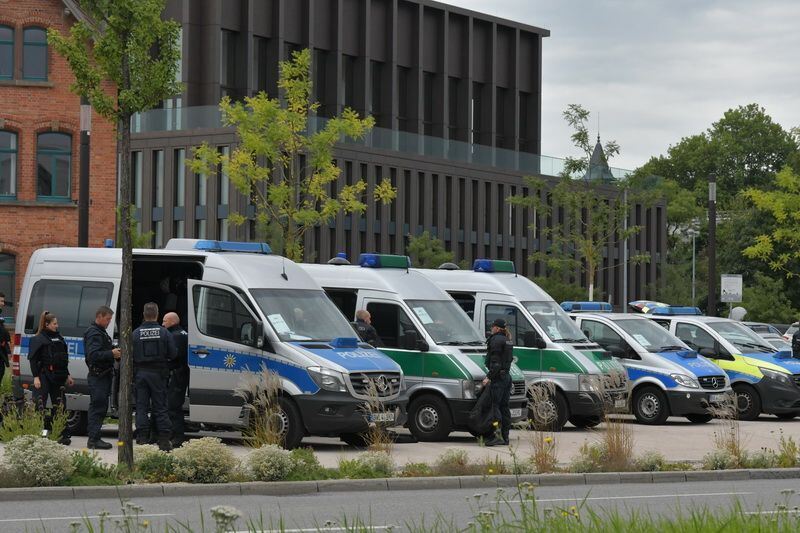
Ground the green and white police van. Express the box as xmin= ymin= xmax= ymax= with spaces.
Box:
xmin=300 ymin=254 xmax=528 ymax=441
xmin=420 ymin=260 xmax=628 ymax=430
xmin=12 ymin=240 xmax=407 ymax=448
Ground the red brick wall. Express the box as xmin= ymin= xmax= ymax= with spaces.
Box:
xmin=0 ymin=0 xmax=117 ymax=318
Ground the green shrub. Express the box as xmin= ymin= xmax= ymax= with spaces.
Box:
xmin=568 ymin=442 xmax=607 ymax=473
xmin=777 ymin=432 xmax=799 ymax=468
xmin=635 ymin=451 xmax=667 ymax=472
xmin=434 ymin=449 xmax=478 ymax=476
xmin=702 ymin=450 xmax=736 ymax=471
xmin=173 ymin=437 xmax=237 ymax=483
xmin=0 ymin=401 xmax=67 ymax=443
xmin=3 ymin=434 xmax=74 ymax=486
xmin=338 ymin=451 xmax=395 ymax=479
xmin=247 ymin=444 xmax=293 ymax=482
xmin=0 ymin=371 xmax=11 ymax=398
xmin=399 ymin=462 xmax=434 ymax=477
xmin=0 ymin=463 xmax=28 ymax=488
xmin=134 ymin=444 xmax=177 ymax=483
xmin=287 ymin=447 xmax=335 ymax=481
xmin=745 ymin=449 xmax=778 ymax=469
xmin=67 ymin=450 xmax=120 ymax=485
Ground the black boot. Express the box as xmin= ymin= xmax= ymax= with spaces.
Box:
xmin=484 ymin=430 xmax=505 ymax=447
xmin=87 ymin=439 xmax=113 ymax=450
xmin=157 ymin=435 xmax=173 ymax=452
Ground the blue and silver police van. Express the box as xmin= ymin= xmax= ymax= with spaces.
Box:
xmin=569 ymin=309 xmax=732 ymax=424
xmin=12 ymin=239 xmax=407 ymax=448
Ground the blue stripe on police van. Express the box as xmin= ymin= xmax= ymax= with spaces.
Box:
xmin=287 ymin=342 xmax=402 ymax=373
xmin=725 ymin=369 xmax=760 ymax=384
xmin=626 ymin=366 xmax=679 ymax=388
xmin=741 ymin=352 xmax=800 ymax=373
xmin=189 ymin=345 xmax=319 ymax=394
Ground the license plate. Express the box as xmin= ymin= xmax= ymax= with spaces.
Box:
xmin=614 ymin=399 xmax=627 ymax=409
xmin=510 ymin=408 xmax=523 ymax=418
xmin=369 ymin=412 xmax=395 ymax=423
xmin=709 ymin=394 xmax=726 ymax=403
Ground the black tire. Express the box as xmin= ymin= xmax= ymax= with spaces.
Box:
xmin=340 ymin=432 xmax=369 ymax=448
xmin=407 ymin=394 xmax=453 ymax=441
xmin=569 ymin=415 xmax=602 ymax=429
xmin=528 ymin=389 xmax=569 ymax=431
xmin=632 ymin=386 xmax=670 ymax=425
xmin=66 ymin=410 xmax=88 ymax=436
xmin=775 ymin=412 xmax=799 ymax=420
xmin=733 ymin=384 xmax=761 ymax=421
xmin=686 ymin=413 xmax=713 ymax=424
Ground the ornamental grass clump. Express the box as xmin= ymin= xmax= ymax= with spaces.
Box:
xmin=247 ymin=444 xmax=293 ymax=481
xmin=3 ymin=434 xmax=74 ymax=486
xmin=173 ymin=437 xmax=238 ymax=483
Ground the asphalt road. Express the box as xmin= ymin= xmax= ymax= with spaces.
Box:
xmin=3 ymin=478 xmax=800 ymax=532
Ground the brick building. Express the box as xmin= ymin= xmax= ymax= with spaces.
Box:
xmin=0 ymin=0 xmax=117 ymax=323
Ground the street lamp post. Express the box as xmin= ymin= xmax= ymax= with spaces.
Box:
xmin=707 ymin=174 xmax=717 ymax=315
xmin=78 ymin=97 xmax=91 ymax=247
xmin=687 ymin=228 xmax=698 ymax=306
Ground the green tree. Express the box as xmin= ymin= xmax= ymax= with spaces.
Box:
xmin=561 ymin=104 xmax=620 ymax=178
xmin=530 ymin=276 xmax=590 ymax=304
xmin=407 ymin=231 xmax=454 ymax=269
xmin=740 ymin=273 xmax=797 ymax=324
xmin=189 ymin=49 xmax=395 ymax=261
xmin=49 ymin=0 xmax=182 ymax=468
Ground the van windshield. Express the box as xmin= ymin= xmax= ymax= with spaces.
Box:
xmin=522 ymin=301 xmax=587 ymax=343
xmin=250 ymin=289 xmax=358 ymax=342
xmin=405 ymin=299 xmax=485 ymax=345
xmin=708 ymin=321 xmax=775 ymax=354
xmin=614 ymin=318 xmax=688 ymax=353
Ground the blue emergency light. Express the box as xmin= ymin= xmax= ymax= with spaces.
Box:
xmin=473 ymin=259 xmax=516 ymax=273
xmin=330 ymin=337 xmax=360 ymax=349
xmin=560 ymin=301 xmax=613 ymax=313
xmin=358 ymin=253 xmax=412 ymax=269
xmin=193 ymin=240 xmax=272 ymax=254
xmin=648 ymin=306 xmax=703 ymax=316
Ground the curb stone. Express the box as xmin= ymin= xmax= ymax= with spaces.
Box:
xmin=3 ymin=468 xmax=800 ymax=500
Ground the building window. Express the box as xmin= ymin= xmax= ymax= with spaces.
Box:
xmin=0 ymin=253 xmax=15 ymax=322
xmin=23 ymin=27 xmax=48 ymax=80
xmin=173 ymin=148 xmax=185 ymax=238
xmin=342 ymin=55 xmax=356 ymax=111
xmin=370 ymin=61 xmax=384 ymax=127
xmin=253 ymin=36 xmax=268 ymax=95
xmin=0 ymin=131 xmax=17 ymax=198
xmin=423 ymin=72 xmax=434 ymax=137
xmin=397 ymin=67 xmax=410 ymax=132
xmin=220 ymin=30 xmax=241 ymax=100
xmin=218 ymin=146 xmax=230 ymax=240
xmin=0 ymin=26 xmax=13 ymax=80
xmin=152 ymin=150 xmax=164 ymax=247
xmin=519 ymin=91 xmax=531 ymax=152
xmin=37 ymin=132 xmax=71 ymax=199
xmin=313 ymin=48 xmax=329 ymax=117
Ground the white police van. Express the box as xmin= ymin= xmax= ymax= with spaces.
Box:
xmin=420 ymin=262 xmax=629 ymax=430
xmin=12 ymin=239 xmax=407 ymax=448
xmin=300 ymin=254 xmax=528 ymax=441
xmin=569 ymin=311 xmax=732 ymax=424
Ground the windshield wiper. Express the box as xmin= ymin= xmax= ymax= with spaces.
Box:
xmin=658 ymin=345 xmax=687 ymax=352
xmin=554 ymin=338 xmax=586 ymax=343
xmin=438 ymin=341 xmax=469 ymax=346
xmin=736 ymin=341 xmax=775 ymax=353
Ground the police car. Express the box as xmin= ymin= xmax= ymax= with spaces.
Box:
xmin=569 ymin=311 xmax=731 ymax=424
xmin=12 ymin=240 xmax=408 ymax=448
xmin=637 ymin=304 xmax=800 ymax=420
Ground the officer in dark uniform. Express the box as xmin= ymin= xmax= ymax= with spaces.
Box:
xmin=83 ymin=306 xmax=120 ymax=450
xmin=793 ymin=324 xmax=800 ymax=358
xmin=354 ymin=309 xmax=383 ymax=347
xmin=483 ymin=318 xmax=514 ymax=447
xmin=162 ymin=311 xmax=189 ymax=447
xmin=132 ymin=302 xmax=176 ymax=450
xmin=0 ymin=317 xmax=10 ymax=385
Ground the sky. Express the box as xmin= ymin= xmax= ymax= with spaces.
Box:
xmin=439 ymin=0 xmax=800 ymax=171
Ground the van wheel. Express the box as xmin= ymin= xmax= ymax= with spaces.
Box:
xmin=632 ymin=386 xmax=670 ymax=425
xmin=733 ymin=384 xmax=761 ymax=421
xmin=66 ymin=410 xmax=88 ymax=436
xmin=529 ymin=390 xmax=569 ymax=431
xmin=247 ymin=397 xmax=304 ymax=449
xmin=408 ymin=394 xmax=453 ymax=441
xmin=569 ymin=415 xmax=602 ymax=429
xmin=686 ymin=413 xmax=713 ymax=424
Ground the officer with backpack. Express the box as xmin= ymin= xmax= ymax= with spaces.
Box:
xmin=28 ymin=311 xmax=73 ymax=445
xmin=132 ymin=302 xmax=176 ymax=451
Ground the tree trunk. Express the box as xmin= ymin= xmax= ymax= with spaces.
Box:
xmin=588 ymin=263 xmax=595 ymax=302
xmin=117 ymin=56 xmax=134 ymax=469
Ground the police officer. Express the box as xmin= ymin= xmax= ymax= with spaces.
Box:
xmin=483 ymin=318 xmax=514 ymax=447
xmin=133 ymin=302 xmax=175 ymax=451
xmin=354 ymin=309 xmax=383 ymax=347
xmin=84 ymin=306 xmax=120 ymax=450
xmin=28 ymin=311 xmax=73 ymax=445
xmin=162 ymin=311 xmax=188 ymax=447
xmin=0 ymin=317 xmax=10 ymax=385
xmin=793 ymin=322 xmax=800 ymax=358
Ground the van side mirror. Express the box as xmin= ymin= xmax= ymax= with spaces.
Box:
xmin=698 ymin=347 xmax=716 ymax=358
xmin=522 ymin=331 xmax=546 ymax=349
xmin=400 ymin=330 xmax=419 ymax=351
xmin=605 ymin=344 xmax=627 ymax=358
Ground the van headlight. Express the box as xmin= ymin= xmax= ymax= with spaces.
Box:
xmin=579 ymin=375 xmax=602 ymax=393
xmin=671 ymin=374 xmax=699 ymax=389
xmin=759 ymin=367 xmax=792 ymax=385
xmin=462 ymin=380 xmax=483 ymax=399
xmin=307 ymin=366 xmax=347 ymax=392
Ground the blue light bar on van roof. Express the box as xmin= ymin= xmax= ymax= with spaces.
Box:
xmin=358 ymin=253 xmax=412 ymax=269
xmin=193 ymin=240 xmax=272 ymax=254
xmin=560 ymin=301 xmax=613 ymax=313
xmin=649 ymin=306 xmax=703 ymax=316
xmin=473 ymin=259 xmax=516 ymax=273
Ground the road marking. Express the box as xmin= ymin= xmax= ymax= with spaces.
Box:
xmin=496 ymin=491 xmax=753 ymax=504
xmin=745 ymin=509 xmax=800 ymax=515
xmin=0 ymin=513 xmax=173 ymax=523
xmin=234 ymin=527 xmax=396 ymax=533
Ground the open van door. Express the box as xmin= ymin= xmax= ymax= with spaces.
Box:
xmin=186 ymin=279 xmax=266 ymax=425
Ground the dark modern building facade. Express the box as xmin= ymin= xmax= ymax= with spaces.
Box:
xmin=129 ymin=0 xmax=666 ymax=306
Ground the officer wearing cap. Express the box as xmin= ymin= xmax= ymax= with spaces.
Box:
xmin=483 ymin=318 xmax=514 ymax=446
xmin=132 ymin=302 xmax=176 ymax=451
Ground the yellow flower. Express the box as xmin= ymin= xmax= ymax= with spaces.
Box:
xmin=544 ymin=437 xmax=553 ymax=443
xmin=117 ymin=441 xmax=125 ymax=447
xmin=142 ymin=520 xmax=150 ymax=527
xmin=488 ymin=468 xmax=494 ymax=474
xmin=492 ymin=421 xmax=499 ymax=427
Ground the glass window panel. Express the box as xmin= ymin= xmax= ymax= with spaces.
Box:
xmin=38 ymin=133 xmax=71 ymax=151
xmin=23 ymin=41 xmax=47 ymax=80
xmin=53 ymin=154 xmax=70 ymax=197
xmin=0 ymin=131 xmax=16 ymax=150
xmin=23 ymin=27 xmax=47 ymax=43
xmin=0 ymin=253 xmax=15 ymax=318
xmin=193 ymin=285 xmax=256 ymax=345
xmin=174 ymin=148 xmax=185 ymax=207
xmin=219 ymin=146 xmax=229 ymax=204
xmin=0 ymin=42 xmax=12 ymax=79
xmin=153 ymin=150 xmax=164 ymax=208
xmin=196 ymin=172 xmax=207 ymax=206
xmin=37 ymin=154 xmax=53 ymax=196
xmin=25 ymin=280 xmax=112 ymax=336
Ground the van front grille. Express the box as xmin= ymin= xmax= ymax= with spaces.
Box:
xmin=348 ymin=372 xmax=402 ymax=399
xmin=698 ymin=375 xmax=726 ymax=390
xmin=512 ymin=380 xmax=526 ymax=396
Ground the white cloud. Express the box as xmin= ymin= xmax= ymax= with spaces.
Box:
xmin=438 ymin=0 xmax=800 ymax=170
